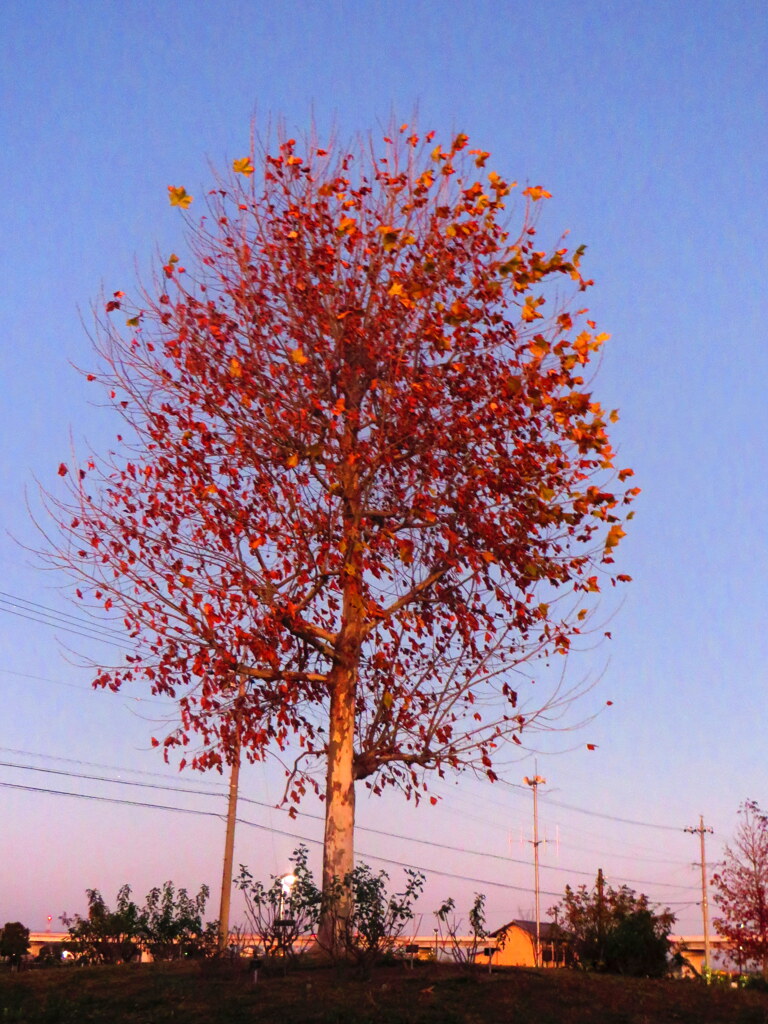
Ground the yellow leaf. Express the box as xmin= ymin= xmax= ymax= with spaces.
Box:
xmin=388 ymin=281 xmax=404 ymax=297
xmin=126 ymin=316 xmax=140 ymax=327
xmin=290 ymin=348 xmax=309 ymax=365
xmin=229 ymin=357 xmax=242 ymax=378
xmin=382 ymin=692 xmax=393 ymax=709
xmin=521 ymin=297 xmax=545 ymax=323
xmin=522 ymin=185 xmax=552 ymax=202
xmin=168 ymin=186 xmax=192 ymax=209
xmin=604 ymin=525 xmax=626 ymax=551
xmin=232 ymin=157 xmax=254 ymax=176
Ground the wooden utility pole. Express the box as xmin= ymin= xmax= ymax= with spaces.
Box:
xmin=596 ymin=867 xmax=606 ymax=957
xmin=217 ymin=680 xmax=245 ymax=951
xmin=524 ymin=772 xmax=546 ymax=966
xmin=685 ymin=815 xmax=713 ymax=971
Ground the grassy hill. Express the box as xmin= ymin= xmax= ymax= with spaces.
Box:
xmin=2 ymin=960 xmax=768 ymax=1023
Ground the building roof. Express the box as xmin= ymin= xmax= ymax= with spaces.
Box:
xmin=490 ymin=920 xmax=568 ymax=942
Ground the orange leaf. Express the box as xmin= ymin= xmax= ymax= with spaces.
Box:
xmin=522 ymin=185 xmax=552 ymax=202
xmin=229 ymin=357 xmax=243 ymax=378
xmin=232 ymin=157 xmax=254 ymax=176
xmin=604 ymin=524 xmax=626 ymax=551
xmin=290 ymin=348 xmax=309 ymax=365
xmin=521 ymin=296 xmax=545 ymax=323
xmin=336 ymin=216 xmax=357 ymax=236
xmin=168 ymin=186 xmax=193 ymax=209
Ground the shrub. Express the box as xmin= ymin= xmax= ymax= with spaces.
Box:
xmin=435 ymin=894 xmax=488 ymax=966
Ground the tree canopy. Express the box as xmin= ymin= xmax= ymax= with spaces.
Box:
xmin=45 ymin=125 xmax=636 ymax=926
xmin=713 ymin=801 xmax=768 ymax=976
xmin=0 ymin=922 xmax=30 ymax=967
xmin=550 ymin=870 xmax=675 ymax=977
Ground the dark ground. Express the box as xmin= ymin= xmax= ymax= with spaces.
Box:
xmin=2 ymin=959 xmax=768 ymax=1024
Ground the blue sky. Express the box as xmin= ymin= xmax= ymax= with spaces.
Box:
xmin=1 ymin=0 xmax=767 ymax=938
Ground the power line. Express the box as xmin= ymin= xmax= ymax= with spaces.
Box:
xmin=0 ymin=668 xmax=174 ymax=707
xmin=0 ymin=779 xmax=696 ymax=906
xmin=0 ymin=746 xmax=225 ymax=787
xmin=497 ymin=778 xmax=685 ymax=834
xmin=0 ymin=598 xmax=125 ymax=648
xmin=0 ymin=745 xmax=701 ymax=884
xmin=0 ymin=761 xmax=697 ymax=894
xmin=2 ymin=742 xmax=697 ymax=870
xmin=0 ymin=590 xmax=125 ymax=640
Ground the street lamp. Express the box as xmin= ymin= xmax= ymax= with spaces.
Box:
xmin=275 ymin=872 xmax=298 ymax=956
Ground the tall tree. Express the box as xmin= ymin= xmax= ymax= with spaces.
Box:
xmin=44 ymin=126 xmax=636 ymax=942
xmin=712 ymin=801 xmax=768 ymax=976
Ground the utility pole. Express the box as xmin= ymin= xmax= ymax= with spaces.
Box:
xmin=524 ymin=772 xmax=546 ymax=967
xmin=217 ymin=679 xmax=245 ymax=951
xmin=596 ymin=867 xmax=606 ymax=959
xmin=685 ymin=814 xmax=713 ymax=972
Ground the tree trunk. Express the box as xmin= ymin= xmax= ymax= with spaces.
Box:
xmin=316 ymin=392 xmax=365 ymax=953
xmin=317 ymin=660 xmax=357 ymax=951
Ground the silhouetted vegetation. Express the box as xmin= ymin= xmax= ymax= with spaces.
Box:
xmin=0 ymin=923 xmax=29 ymax=969
xmin=60 ymin=882 xmax=216 ymax=963
xmin=549 ymin=869 xmax=675 ymax=977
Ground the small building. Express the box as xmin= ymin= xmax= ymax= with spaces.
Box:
xmin=481 ymin=920 xmax=569 ymax=968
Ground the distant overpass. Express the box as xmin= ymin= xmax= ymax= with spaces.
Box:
xmin=669 ymin=935 xmax=733 ymax=975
